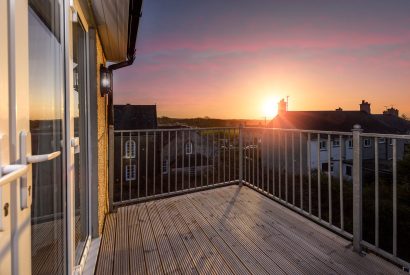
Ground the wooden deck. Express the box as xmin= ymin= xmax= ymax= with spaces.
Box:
xmin=96 ymin=185 xmax=403 ymax=275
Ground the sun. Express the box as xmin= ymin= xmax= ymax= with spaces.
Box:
xmin=262 ymin=98 xmax=279 ymax=118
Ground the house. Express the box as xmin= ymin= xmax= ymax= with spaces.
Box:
xmin=268 ymin=100 xmax=410 ymax=180
xmin=114 ymin=104 xmax=158 ymax=130
xmin=0 ymin=1 xmax=143 ymax=274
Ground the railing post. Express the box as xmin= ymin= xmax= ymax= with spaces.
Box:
xmin=239 ymin=125 xmax=244 ymax=186
xmin=352 ymin=124 xmax=363 ymax=252
xmin=108 ymin=125 xmax=114 ymax=212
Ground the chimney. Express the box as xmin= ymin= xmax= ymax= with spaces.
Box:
xmin=383 ymin=107 xmax=399 ymax=117
xmin=278 ymin=98 xmax=287 ymax=115
xmin=359 ymin=100 xmax=371 ymax=114
xmin=335 ymin=107 xmax=343 ymax=111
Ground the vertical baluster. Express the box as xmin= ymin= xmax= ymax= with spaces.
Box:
xmin=328 ymin=134 xmax=332 ymax=224
xmin=253 ymin=131 xmax=255 ymax=188
xmin=168 ymin=131 xmax=171 ymax=193
xmin=278 ymin=131 xmax=282 ymax=199
xmin=267 ymin=130 xmax=270 ymax=194
xmin=393 ymin=138 xmax=397 ymax=256
xmin=285 ymin=132 xmax=288 ymax=202
xmin=317 ymin=133 xmax=321 ymax=219
xmin=195 ymin=130 xmax=197 ymax=188
xmin=212 ymin=131 xmax=215 ymax=185
xmin=201 ymin=130 xmax=203 ymax=187
xmin=292 ymin=132 xmax=295 ymax=205
xmin=120 ymin=132 xmax=123 ymax=202
xmin=300 ymin=132 xmax=303 ymax=210
xmin=138 ymin=132 xmax=140 ymax=198
xmin=175 ymin=131 xmax=178 ymax=191
xmin=257 ymin=132 xmax=260 ymax=189
xmin=308 ymin=133 xmax=312 ymax=214
xmin=272 ymin=130 xmax=275 ymax=196
xmin=228 ymin=129 xmax=231 ymax=183
xmin=153 ymin=132 xmax=156 ymax=196
xmin=261 ymin=131 xmax=264 ymax=191
xmin=218 ymin=131 xmax=221 ymax=183
xmin=129 ymin=133 xmax=132 ymax=200
xmin=234 ymin=128 xmax=237 ymax=182
xmin=375 ymin=137 xmax=379 ymax=247
xmin=339 ymin=135 xmax=344 ymax=230
xmin=161 ymin=131 xmax=163 ymax=194
xmin=224 ymin=130 xmax=226 ymax=183
xmin=207 ymin=131 xmax=209 ymax=186
xmin=182 ymin=131 xmax=184 ymax=190
xmin=146 ymin=132 xmax=149 ymax=197
xmin=188 ymin=130 xmax=191 ymax=188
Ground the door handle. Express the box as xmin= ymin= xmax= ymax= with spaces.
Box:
xmin=0 ymin=165 xmax=29 ymax=187
xmin=26 ymin=151 xmax=61 ymax=164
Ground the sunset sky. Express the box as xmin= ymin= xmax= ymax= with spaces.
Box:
xmin=114 ymin=0 xmax=410 ymax=119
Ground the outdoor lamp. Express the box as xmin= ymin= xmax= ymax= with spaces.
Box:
xmin=100 ymin=65 xmax=113 ymax=96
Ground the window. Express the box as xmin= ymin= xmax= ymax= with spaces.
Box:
xmin=124 ymin=140 xmax=136 ymax=158
xmin=125 ymin=165 xmax=136 ymax=181
xmin=378 ymin=138 xmax=386 ymax=144
xmin=322 ymin=162 xmax=334 ymax=173
xmin=319 ymin=140 xmax=327 ymax=151
xmin=363 ymin=138 xmax=371 ymax=147
xmin=348 ymin=139 xmax=353 ymax=149
xmin=346 ymin=165 xmax=352 ymax=177
xmin=333 ymin=139 xmax=340 ymax=147
xmin=389 ymin=139 xmax=394 ymax=146
xmin=185 ymin=142 xmax=193 ymax=155
xmin=162 ymin=160 xmax=168 ymax=174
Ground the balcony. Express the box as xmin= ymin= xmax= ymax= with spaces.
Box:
xmin=97 ymin=126 xmax=410 ymax=274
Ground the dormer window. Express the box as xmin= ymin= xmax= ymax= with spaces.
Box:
xmin=185 ymin=142 xmax=193 ymax=155
xmin=124 ymin=140 xmax=136 ymax=158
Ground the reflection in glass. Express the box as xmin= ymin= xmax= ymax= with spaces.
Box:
xmin=72 ymin=19 xmax=89 ymax=263
xmin=29 ymin=2 xmax=64 ymax=274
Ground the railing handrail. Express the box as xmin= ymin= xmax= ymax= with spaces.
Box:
xmin=114 ymin=127 xmax=238 ymax=133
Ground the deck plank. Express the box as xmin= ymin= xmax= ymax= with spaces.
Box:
xmin=97 ymin=185 xmax=404 ymax=275
xmin=145 ymin=201 xmax=180 ymax=274
xmin=232 ymin=185 xmax=399 ymax=274
xmin=154 ymin=201 xmax=199 ymax=275
xmin=139 ymin=203 xmax=165 ymax=275
xmin=95 ymin=214 xmax=116 ymax=275
xmin=127 ymin=204 xmax=147 ymax=275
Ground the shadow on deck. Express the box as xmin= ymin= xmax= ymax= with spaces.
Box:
xmin=96 ymin=185 xmax=403 ymax=274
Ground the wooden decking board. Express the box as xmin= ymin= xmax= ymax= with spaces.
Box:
xmin=171 ymin=198 xmax=237 ymax=275
xmin=145 ymin=201 xmax=180 ymax=274
xmin=225 ymin=185 xmax=399 ymax=274
xmin=139 ymin=203 xmax=165 ymax=274
xmin=154 ymin=201 xmax=199 ymax=275
xmin=96 ymin=185 xmax=404 ymax=275
xmin=231 ymin=186 xmax=383 ymax=272
xmin=206 ymin=187 xmax=345 ymax=274
xmin=127 ymin=204 xmax=148 ymax=275
xmin=187 ymin=194 xmax=287 ymax=275
xmin=175 ymin=197 xmax=253 ymax=275
xmin=113 ymin=207 xmax=130 ymax=275
xmin=161 ymin=200 xmax=217 ymax=275
xmin=181 ymin=197 xmax=270 ymax=275
xmin=95 ymin=214 xmax=116 ymax=275
xmin=199 ymin=192 xmax=335 ymax=274
xmin=190 ymin=191 xmax=305 ymax=274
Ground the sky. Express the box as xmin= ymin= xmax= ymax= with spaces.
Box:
xmin=114 ymin=0 xmax=410 ymax=119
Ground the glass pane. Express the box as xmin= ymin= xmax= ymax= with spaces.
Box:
xmin=28 ymin=2 xmax=65 ymax=274
xmin=72 ymin=19 xmax=89 ymax=263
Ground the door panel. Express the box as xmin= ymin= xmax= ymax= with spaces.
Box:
xmin=72 ymin=18 xmax=89 ymax=265
xmin=28 ymin=1 xmax=65 ymax=274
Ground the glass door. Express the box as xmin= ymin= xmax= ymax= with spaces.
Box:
xmin=72 ymin=17 xmax=89 ymax=265
xmin=28 ymin=1 xmax=66 ymax=274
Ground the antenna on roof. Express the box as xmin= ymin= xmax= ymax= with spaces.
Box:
xmin=286 ymin=96 xmax=290 ymax=111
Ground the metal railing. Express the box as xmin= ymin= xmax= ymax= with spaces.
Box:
xmin=111 ymin=127 xmax=240 ymax=206
xmin=108 ymin=125 xmax=410 ymax=269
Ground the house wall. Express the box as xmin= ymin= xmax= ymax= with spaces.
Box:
xmin=96 ymin=34 xmax=108 ymax=235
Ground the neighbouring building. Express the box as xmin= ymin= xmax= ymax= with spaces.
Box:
xmin=268 ymin=100 xmax=410 ymax=180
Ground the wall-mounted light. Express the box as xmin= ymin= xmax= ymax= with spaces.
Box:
xmin=100 ymin=65 xmax=113 ymax=96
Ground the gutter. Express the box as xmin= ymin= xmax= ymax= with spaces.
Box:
xmin=107 ymin=0 xmax=143 ymax=125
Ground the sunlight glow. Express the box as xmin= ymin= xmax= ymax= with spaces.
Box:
xmin=262 ymin=97 xmax=279 ymax=119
